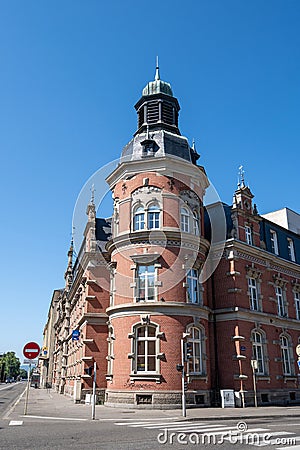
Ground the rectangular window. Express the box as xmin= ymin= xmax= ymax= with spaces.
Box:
xmin=276 ymin=286 xmax=286 ymax=317
xmin=270 ymin=230 xmax=279 ymax=255
xmin=135 ymin=325 xmax=157 ymax=372
xmin=187 ymin=269 xmax=200 ymax=304
xmin=137 ymin=265 xmax=155 ymax=302
xmin=248 ymin=278 xmax=259 ymax=311
xmin=245 ymin=225 xmax=253 ymax=245
xmin=295 ymin=292 xmax=300 ymax=320
xmin=287 ymin=238 xmax=296 ymax=262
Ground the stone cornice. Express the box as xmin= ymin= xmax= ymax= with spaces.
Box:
xmin=106 ymin=301 xmax=210 ymax=321
xmin=214 ymin=306 xmax=300 ymax=330
xmin=224 ymin=239 xmax=300 ymax=277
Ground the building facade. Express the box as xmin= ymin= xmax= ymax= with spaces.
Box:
xmin=45 ymin=68 xmax=300 ymax=408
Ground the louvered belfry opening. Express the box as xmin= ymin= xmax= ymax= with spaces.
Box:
xmin=136 ymin=95 xmax=180 ymax=135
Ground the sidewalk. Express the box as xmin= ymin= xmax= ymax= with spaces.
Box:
xmin=6 ymin=387 xmax=300 ymax=422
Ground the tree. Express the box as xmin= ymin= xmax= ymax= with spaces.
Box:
xmin=19 ymin=368 xmax=28 ymax=379
xmin=0 ymin=352 xmax=21 ymax=381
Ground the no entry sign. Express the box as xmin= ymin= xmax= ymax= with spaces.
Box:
xmin=23 ymin=342 xmax=40 ymax=360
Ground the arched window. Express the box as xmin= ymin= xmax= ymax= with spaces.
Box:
xmin=280 ymin=335 xmax=292 ymax=375
xmin=193 ymin=211 xmax=200 ymax=236
xmin=187 ymin=326 xmax=204 ymax=374
xmin=252 ymin=331 xmax=265 ymax=374
xmin=181 ymin=207 xmax=190 ymax=233
xmin=133 ymin=206 xmax=145 ymax=231
xmin=135 ymin=325 xmax=157 ymax=372
xmin=148 ymin=204 xmax=160 ymax=229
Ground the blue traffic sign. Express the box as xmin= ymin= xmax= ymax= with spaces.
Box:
xmin=72 ymin=330 xmax=80 ymax=341
xmin=297 ymin=360 xmax=300 ymax=370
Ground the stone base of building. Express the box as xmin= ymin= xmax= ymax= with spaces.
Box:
xmin=104 ymin=390 xmax=211 ymax=409
xmin=244 ymin=389 xmax=300 ymax=407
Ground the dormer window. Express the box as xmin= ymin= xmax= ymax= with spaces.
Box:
xmin=270 ymin=230 xmax=279 ymax=255
xmin=287 ymin=238 xmax=295 ymax=262
xmin=141 ymin=138 xmax=157 ymax=158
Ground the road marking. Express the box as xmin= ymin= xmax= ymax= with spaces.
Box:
xmin=20 ymin=415 xmax=87 ymax=421
xmin=2 ymin=386 xmax=27 ymax=420
xmin=9 ymin=420 xmax=23 ymax=426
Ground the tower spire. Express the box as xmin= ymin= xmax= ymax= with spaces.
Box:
xmin=238 ymin=165 xmax=245 ymax=188
xmin=155 ymin=56 xmax=160 ymax=81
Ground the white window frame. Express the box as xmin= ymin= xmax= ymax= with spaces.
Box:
xmin=248 ymin=277 xmax=259 ymax=311
xmin=181 ymin=207 xmax=190 ymax=233
xmin=287 ymin=238 xmax=296 ymax=262
xmin=147 ymin=203 xmax=160 ymax=230
xmin=245 ymin=225 xmax=253 ymax=245
xmin=133 ymin=206 xmax=145 ymax=231
xmin=136 ymin=264 xmax=156 ymax=302
xmin=252 ymin=331 xmax=265 ymax=375
xmin=187 ymin=326 xmax=204 ymax=375
xmin=270 ymin=230 xmax=279 ymax=255
xmin=193 ymin=210 xmax=200 ymax=236
xmin=107 ymin=326 xmax=114 ymax=376
xmin=276 ymin=286 xmax=286 ymax=317
xmin=294 ymin=291 xmax=300 ymax=320
xmin=187 ymin=269 xmax=201 ymax=304
xmin=280 ymin=335 xmax=292 ymax=376
xmin=133 ymin=324 xmax=158 ymax=373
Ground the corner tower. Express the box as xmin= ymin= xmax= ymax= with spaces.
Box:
xmin=105 ymin=66 xmax=211 ymax=408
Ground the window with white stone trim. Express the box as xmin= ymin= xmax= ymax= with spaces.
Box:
xmin=251 ymin=330 xmax=267 ymax=375
xmin=280 ymin=334 xmax=293 ymax=376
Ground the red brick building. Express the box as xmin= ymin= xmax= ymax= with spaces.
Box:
xmin=44 ymin=67 xmax=300 ymax=408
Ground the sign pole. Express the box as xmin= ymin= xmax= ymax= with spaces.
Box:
xmin=24 ymin=363 xmax=31 ymax=415
xmin=251 ymin=360 xmax=258 ymax=408
xmin=91 ymin=361 xmax=97 ymax=420
xmin=181 ymin=338 xmax=186 ymax=418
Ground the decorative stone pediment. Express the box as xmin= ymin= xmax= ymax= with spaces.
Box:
xmin=180 ymin=190 xmax=200 ymax=209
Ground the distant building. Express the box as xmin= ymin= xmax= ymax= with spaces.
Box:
xmin=46 ymin=67 xmax=300 ymax=407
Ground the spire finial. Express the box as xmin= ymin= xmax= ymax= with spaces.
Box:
xmin=90 ymin=183 xmax=95 ymax=205
xmin=192 ymin=138 xmax=196 ymax=150
xmin=238 ymin=165 xmax=245 ymax=188
xmin=155 ymin=55 xmax=160 ymax=81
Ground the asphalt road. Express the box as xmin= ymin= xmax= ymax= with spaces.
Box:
xmin=0 ymin=382 xmax=25 ymax=419
xmin=2 ymin=386 xmax=300 ymax=449
xmin=2 ymin=410 xmax=300 ymax=449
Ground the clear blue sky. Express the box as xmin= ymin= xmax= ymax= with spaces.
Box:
xmin=0 ymin=0 xmax=299 ymax=360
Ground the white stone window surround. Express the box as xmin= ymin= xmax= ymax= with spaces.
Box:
xmin=280 ymin=334 xmax=294 ymax=376
xmin=292 ymin=285 xmax=300 ymax=320
xmin=131 ymin=186 xmax=162 ymax=232
xmin=130 ymin=254 xmax=161 ymax=303
xmin=179 ymin=190 xmax=201 ymax=236
xmin=246 ymin=266 xmax=263 ymax=312
xmin=251 ymin=329 xmax=268 ymax=375
xmin=245 ymin=224 xmax=253 ymax=246
xmin=186 ymin=268 xmax=202 ymax=304
xmin=270 ymin=229 xmax=279 ymax=255
xmin=287 ymin=237 xmax=296 ymax=262
xmin=106 ymin=325 xmax=115 ymax=378
xmin=186 ymin=323 xmax=207 ymax=376
xmin=128 ymin=319 xmax=164 ymax=381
